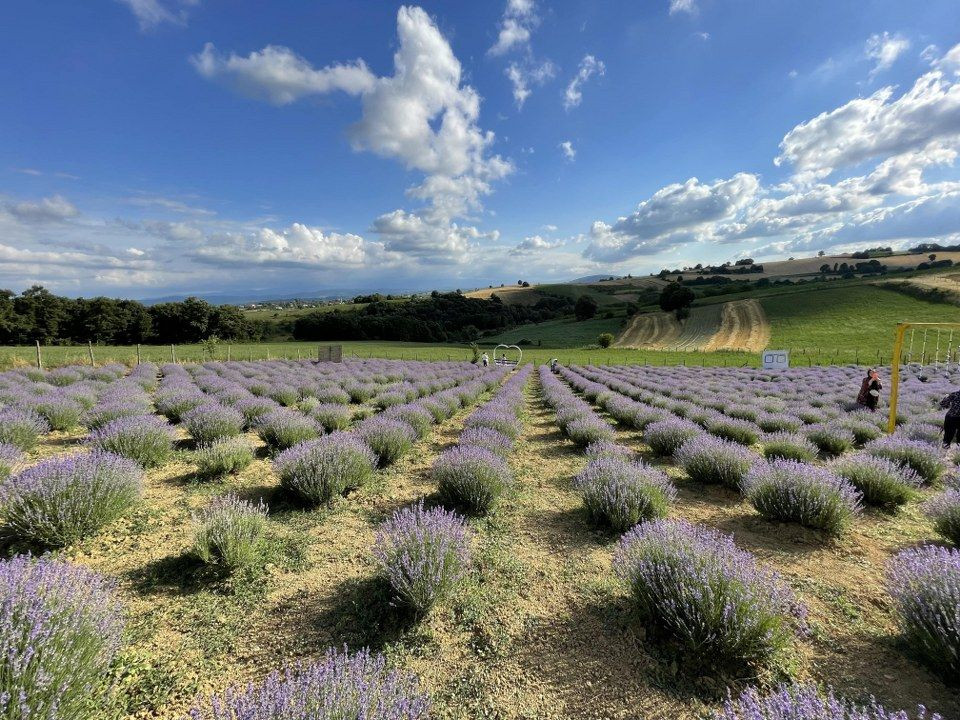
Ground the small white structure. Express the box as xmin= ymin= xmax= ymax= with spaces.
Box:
xmin=761 ymin=349 xmax=789 ymax=370
xmin=493 ymin=344 xmax=522 ymax=368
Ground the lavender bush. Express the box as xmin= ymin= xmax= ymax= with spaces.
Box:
xmin=565 ymin=416 xmax=615 ymax=449
xmin=613 ymin=519 xmax=804 ymax=664
xmin=584 ymin=441 xmax=636 ymax=462
xmin=0 ymin=555 xmax=125 ymax=720
xmin=574 ymin=457 xmax=676 ymax=531
xmin=644 ymin=418 xmax=702 ymax=457
xmin=715 ymin=683 xmax=942 ymax=720
xmin=83 ymin=400 xmax=146 ymax=430
xmin=675 ymin=435 xmax=757 ymax=488
xmin=309 ymin=403 xmax=354 ymax=432
xmin=1 ymin=452 xmax=143 ymax=547
xmin=373 ymin=501 xmax=471 ymax=614
xmin=384 ymin=405 xmax=434 ymax=439
xmin=194 ymin=437 xmax=256 ymax=480
xmin=805 ymin=423 xmax=855 ymax=458
xmin=865 ymin=436 xmax=946 ymax=485
xmin=464 ymin=408 xmax=522 ymax=440
xmin=356 ymin=417 xmax=418 ymax=467
xmin=742 ymin=460 xmax=862 ymax=535
xmin=186 ymin=647 xmax=430 ymax=719
xmin=0 ymin=407 xmax=49 ymax=450
xmin=761 ymin=432 xmax=819 ymax=463
xmin=0 ymin=442 xmax=23 ymax=482
xmin=183 ymin=403 xmax=245 ymax=444
xmin=88 ymin=414 xmax=176 ymax=467
xmin=925 ymin=490 xmax=960 ymax=546
xmin=433 ymin=445 xmax=511 ymax=514
xmin=192 ymin=493 xmax=269 ymax=571
xmin=33 ymin=395 xmax=83 ymax=432
xmin=256 ymin=409 xmax=322 ymax=452
xmin=831 ymin=454 xmax=923 ymax=509
xmin=274 ymin=433 xmax=376 ymax=506
xmin=458 ymin=425 xmax=513 ymax=458
xmin=887 ymin=545 xmax=960 ymax=680
xmin=707 ymin=416 xmax=761 ymax=446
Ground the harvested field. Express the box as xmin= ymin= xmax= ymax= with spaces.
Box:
xmin=464 ymin=285 xmax=544 ymax=305
xmin=615 ymin=301 xmax=768 ymax=352
xmin=884 ymin=271 xmax=960 ymax=302
xmin=702 ymin=299 xmax=770 ymax=352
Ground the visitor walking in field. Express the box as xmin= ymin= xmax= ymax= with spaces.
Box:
xmin=857 ymin=369 xmax=882 ymax=411
xmin=481 ymin=353 xmax=489 ymax=367
xmin=940 ymin=387 xmax=960 ymax=448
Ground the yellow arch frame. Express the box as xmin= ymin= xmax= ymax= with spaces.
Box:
xmin=888 ymin=321 xmax=960 ymax=433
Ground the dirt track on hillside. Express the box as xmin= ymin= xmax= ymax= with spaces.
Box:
xmin=703 ymin=299 xmax=770 ymax=352
xmin=616 ymin=299 xmax=770 ymax=352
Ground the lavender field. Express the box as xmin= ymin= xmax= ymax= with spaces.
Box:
xmin=1 ymin=357 xmax=959 ymax=719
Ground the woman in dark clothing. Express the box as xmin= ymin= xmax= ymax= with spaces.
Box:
xmin=939 ymin=388 xmax=960 ymax=448
xmin=857 ymin=369 xmax=882 ymax=411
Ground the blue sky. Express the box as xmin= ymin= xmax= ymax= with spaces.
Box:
xmin=2 ymin=0 xmax=960 ymax=300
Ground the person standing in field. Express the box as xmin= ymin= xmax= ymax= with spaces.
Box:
xmin=481 ymin=353 xmax=489 ymax=367
xmin=939 ymin=387 xmax=960 ymax=448
xmin=857 ymin=369 xmax=882 ymax=411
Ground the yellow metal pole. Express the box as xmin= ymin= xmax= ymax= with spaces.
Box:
xmin=888 ymin=323 xmax=909 ymax=433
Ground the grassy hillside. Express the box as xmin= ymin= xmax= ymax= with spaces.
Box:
xmin=762 ymin=284 xmax=960 ymax=363
xmin=481 ymin=316 xmax=624 ymax=347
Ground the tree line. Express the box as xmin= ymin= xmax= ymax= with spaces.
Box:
xmin=0 ymin=286 xmax=274 ymax=345
xmin=293 ymin=292 xmax=575 ymax=343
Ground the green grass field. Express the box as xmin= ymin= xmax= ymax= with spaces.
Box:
xmin=5 ymin=279 xmax=960 ymax=370
xmin=762 ymin=285 xmax=960 ymax=364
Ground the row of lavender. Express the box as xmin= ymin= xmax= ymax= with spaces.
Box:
xmin=0 ymin=361 xmax=534 ymax=719
xmin=543 ymin=362 xmax=960 ymax=698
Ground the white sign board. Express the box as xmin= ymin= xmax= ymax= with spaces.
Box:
xmin=761 ymin=350 xmax=790 ymax=370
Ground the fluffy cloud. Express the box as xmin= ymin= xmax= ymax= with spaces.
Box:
xmin=116 ymin=0 xmax=197 ymax=30
xmin=669 ymin=0 xmax=697 ymax=15
xmin=511 ymin=235 xmax=563 ymax=254
xmin=489 ymin=0 xmax=538 ymax=56
xmin=564 ymin=55 xmax=605 ymax=111
xmin=506 ymin=60 xmax=555 ymax=108
xmin=866 ymin=32 xmax=910 ymax=78
xmin=371 ymin=209 xmax=499 ymax=262
xmin=559 ymin=140 xmax=576 ymax=160
xmin=191 ymin=43 xmax=375 ymax=104
xmin=776 ymin=50 xmax=960 ymax=178
xmin=194 ymin=6 xmax=511 ymax=266
xmin=584 ymin=174 xmax=760 ymax=261
xmin=4 ymin=195 xmax=79 ymax=223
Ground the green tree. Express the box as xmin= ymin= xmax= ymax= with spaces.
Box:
xmin=658 ymin=283 xmax=695 ymax=313
xmin=597 ymin=332 xmax=614 ymax=348
xmin=574 ymin=295 xmax=598 ymax=321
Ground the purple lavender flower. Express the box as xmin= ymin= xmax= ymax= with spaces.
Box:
xmin=865 ymin=435 xmax=947 ymax=484
xmin=32 ymin=394 xmax=83 ymax=432
xmin=565 ymin=416 xmax=615 ymax=449
xmin=83 ymin=399 xmax=148 ymax=430
xmin=645 ymin=417 xmax=703 ymax=458
xmin=715 ymin=683 xmax=942 ymax=720
xmin=761 ymin=432 xmax=819 ymax=463
xmin=830 ymin=453 xmax=923 ymax=508
xmin=614 ymin=519 xmax=805 ymax=664
xmin=194 ymin=437 xmax=256 ymax=479
xmin=0 ymin=555 xmax=125 ymax=719
xmin=0 ymin=441 xmax=23 ymax=481
xmin=584 ymin=441 xmax=636 ymax=462
xmin=154 ymin=386 xmax=205 ymax=422
xmin=574 ymin=457 xmax=676 ymax=531
xmin=887 ymin=545 xmax=960 ymax=680
xmin=235 ymin=395 xmax=281 ymax=428
xmin=383 ymin=404 xmax=435 ymax=439
xmin=804 ymin=422 xmax=855 ymax=458
xmin=273 ymin=433 xmax=376 ymax=506
xmin=464 ymin=407 xmax=522 ymax=440
xmin=183 ymin=403 xmax=245 ymax=444
xmin=926 ymin=490 xmax=960 ymax=547
xmin=186 ymin=647 xmax=430 ymax=719
xmin=256 ymin=408 xmax=322 ymax=452
xmin=707 ymin=416 xmax=761 ymax=446
xmin=0 ymin=407 xmax=49 ymax=450
xmin=433 ymin=445 xmax=511 ymax=514
xmin=308 ymin=403 xmax=354 ymax=432
xmin=742 ymin=460 xmax=862 ymax=535
xmin=458 ymin=425 xmax=513 ymax=458
xmin=373 ymin=501 xmax=472 ymax=614
xmin=192 ymin=493 xmax=269 ymax=570
xmin=88 ymin=414 xmax=176 ymax=467
xmin=356 ymin=416 xmax=418 ymax=467
xmin=675 ymin=434 xmax=758 ymax=488
xmin=2 ymin=451 xmax=143 ymax=547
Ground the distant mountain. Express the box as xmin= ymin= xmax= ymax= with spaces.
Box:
xmin=567 ymin=274 xmax=617 ymax=284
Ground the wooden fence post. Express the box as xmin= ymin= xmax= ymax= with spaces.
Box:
xmin=88 ymin=341 xmax=95 ymax=367
xmin=136 ymin=344 xmax=141 ymax=365
xmin=227 ymin=345 xmax=231 ymax=362
xmin=171 ymin=345 xmax=177 ymax=363
xmin=35 ymin=340 xmax=42 ymax=370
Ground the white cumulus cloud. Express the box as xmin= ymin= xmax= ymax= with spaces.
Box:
xmin=564 ymin=55 xmax=605 ymax=111
xmin=559 ymin=140 xmax=576 ymax=160
xmin=866 ymin=31 xmax=910 ymax=79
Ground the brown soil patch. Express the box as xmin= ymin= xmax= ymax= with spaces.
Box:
xmin=614 ymin=312 xmax=682 ymax=348
xmin=702 ymin=299 xmax=771 ymax=352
